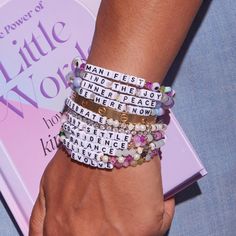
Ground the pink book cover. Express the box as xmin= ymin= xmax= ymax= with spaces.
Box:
xmin=0 ymin=0 xmax=207 ymax=235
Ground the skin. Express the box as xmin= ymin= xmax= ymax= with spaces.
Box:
xmin=29 ymin=0 xmax=202 ymax=235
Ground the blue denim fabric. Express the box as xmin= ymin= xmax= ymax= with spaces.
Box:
xmin=0 ymin=0 xmax=236 ymax=235
xmin=165 ymin=0 xmax=236 ymax=235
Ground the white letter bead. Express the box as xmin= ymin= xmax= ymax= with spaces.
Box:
xmin=106 ymin=70 xmax=116 ymax=80
xmin=108 ymin=100 xmax=119 ymax=109
xmin=128 ymin=76 xmax=139 ymax=85
xmin=119 ymin=141 xmax=128 ymax=149
xmin=121 ymin=74 xmax=129 ymax=83
xmin=137 ymin=78 xmax=146 ymax=87
xmin=118 ymin=94 xmax=132 ymax=103
xmin=72 ymin=152 xmax=85 ymax=163
xmin=128 ymin=87 xmax=137 ymax=95
xmin=94 ymin=114 xmax=107 ymax=125
xmin=63 ymin=138 xmax=72 ymax=150
xmin=94 ymin=95 xmax=106 ymax=105
xmin=97 ymin=161 xmax=107 ymax=169
xmin=82 ymin=72 xmax=91 ymax=80
xmin=106 ymin=162 xmax=114 ymax=169
xmin=90 ymin=159 xmax=98 ymax=167
xmin=85 ymin=125 xmax=94 ymax=134
xmin=112 ymin=82 xmax=120 ymax=92
xmin=79 ymin=88 xmax=94 ymax=100
xmin=80 ymin=80 xmax=87 ymax=89
xmin=105 ymin=89 xmax=117 ymax=99
xmin=116 ymin=103 xmax=126 ymax=112
xmin=119 ymin=84 xmax=130 ymax=94
xmin=113 ymin=72 xmax=121 ymax=81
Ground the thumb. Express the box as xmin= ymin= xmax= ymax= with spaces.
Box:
xmin=161 ymin=197 xmax=175 ymax=234
xmin=29 ymin=183 xmax=46 ymax=236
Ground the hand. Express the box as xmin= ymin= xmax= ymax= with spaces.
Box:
xmin=29 ymin=147 xmax=175 ymax=236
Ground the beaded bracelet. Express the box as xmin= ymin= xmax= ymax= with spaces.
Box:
xmin=59 ymin=57 xmax=175 ymax=170
xmin=72 ymin=57 xmax=175 ymax=96
xmin=66 ymin=71 xmax=175 ymax=117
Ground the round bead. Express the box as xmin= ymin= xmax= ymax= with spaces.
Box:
xmin=130 ymin=160 xmax=137 ymax=167
xmin=107 ymin=118 xmax=113 ymax=126
xmin=115 ymin=162 xmax=123 ymax=169
xmin=140 ymin=124 xmax=146 ymax=132
xmin=73 ymin=77 xmax=82 ymax=88
xmin=115 ymin=150 xmax=123 ymax=156
xmin=126 ymin=155 xmax=134 ymax=162
xmin=118 ymin=156 xmax=125 ymax=163
xmin=151 ymin=148 xmax=159 ymax=157
xmin=169 ymin=89 xmax=176 ymax=97
xmin=123 ymin=160 xmax=129 ymax=167
xmin=137 ymin=147 xmax=143 ymax=154
xmin=154 ymin=107 xmax=165 ymax=116
xmin=151 ymin=82 xmax=160 ymax=91
xmin=145 ymin=81 xmax=153 ymax=90
xmin=59 ymin=135 xmax=65 ymax=142
xmin=155 ymin=123 xmax=162 ymax=130
xmin=136 ymin=90 xmax=140 ymax=96
xmin=74 ymin=67 xmax=80 ymax=77
xmin=59 ymin=130 xmax=64 ymax=137
xmin=128 ymin=123 xmax=135 ymax=131
xmin=151 ymin=124 xmax=157 ymax=131
xmin=60 ymin=114 xmax=67 ymax=124
xmin=133 ymin=135 xmax=141 ymax=147
xmin=113 ymin=120 xmax=120 ymax=128
xmin=72 ymin=57 xmax=83 ymax=69
xmin=128 ymin=149 xmax=136 ymax=156
xmin=109 ymin=156 xmax=117 ymax=165
xmin=149 ymin=143 xmax=155 ymax=150
xmin=160 ymin=123 xmax=167 ymax=131
xmin=139 ymin=135 xmax=147 ymax=146
xmin=155 ymin=101 xmax=162 ymax=109
xmin=102 ymin=155 xmax=109 ymax=163
xmin=153 ymin=131 xmax=163 ymax=140
xmin=134 ymin=153 xmax=140 ymax=161
xmin=161 ymin=94 xmax=169 ymax=103
xmin=163 ymin=96 xmax=174 ymax=106
xmin=141 ymin=150 xmax=148 ymax=158
xmin=137 ymin=158 xmax=144 ymax=165
xmin=107 ymin=81 xmax=113 ymax=88
xmin=135 ymin=124 xmax=141 ymax=131
xmin=122 ymin=149 xmax=130 ymax=156
xmin=80 ymin=63 xmax=86 ymax=71
xmin=147 ymin=134 xmax=154 ymax=142
xmin=145 ymin=154 xmax=152 ymax=161
xmin=65 ymin=72 xmax=74 ymax=83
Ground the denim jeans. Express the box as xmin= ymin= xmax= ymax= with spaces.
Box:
xmin=0 ymin=0 xmax=236 ymax=235
xmin=165 ymin=0 xmax=236 ymax=235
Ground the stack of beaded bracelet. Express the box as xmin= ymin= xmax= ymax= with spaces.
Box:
xmin=59 ymin=57 xmax=175 ymax=170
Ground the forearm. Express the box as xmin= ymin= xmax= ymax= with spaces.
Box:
xmin=30 ymin=2 xmax=204 ymax=235
xmin=88 ymin=0 xmax=202 ymax=83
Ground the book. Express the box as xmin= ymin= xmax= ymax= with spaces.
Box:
xmin=0 ymin=0 xmax=207 ymax=235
